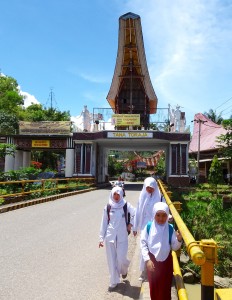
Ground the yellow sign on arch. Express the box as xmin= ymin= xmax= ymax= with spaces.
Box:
xmin=32 ymin=140 xmax=50 ymax=148
xmin=111 ymin=114 xmax=140 ymax=126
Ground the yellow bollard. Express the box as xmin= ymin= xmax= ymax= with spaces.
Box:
xmin=200 ymin=239 xmax=218 ymax=300
xmin=167 ymin=191 xmax=172 ymax=198
xmin=215 ymin=288 xmax=232 ymax=300
xmin=173 ymin=201 xmax=182 ymax=212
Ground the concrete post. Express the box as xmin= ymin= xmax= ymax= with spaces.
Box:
xmin=65 ymin=149 xmax=74 ymax=177
xmin=4 ymin=154 xmax=15 ymax=172
xmin=14 ymin=150 xmax=23 ymax=170
xmin=23 ymin=151 xmax=31 ymax=168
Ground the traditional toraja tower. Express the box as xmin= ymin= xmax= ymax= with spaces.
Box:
xmin=107 ymin=12 xmax=158 ymax=129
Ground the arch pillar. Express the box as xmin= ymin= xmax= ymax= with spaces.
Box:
xmin=14 ymin=150 xmax=23 ymax=170
xmin=5 ymin=155 xmax=15 ymax=172
xmin=97 ymin=146 xmax=108 ymax=183
xmin=23 ymin=151 xmax=31 ymax=168
xmin=65 ymin=149 xmax=75 ymax=177
xmin=74 ymin=143 xmax=93 ymax=176
xmin=168 ymin=143 xmax=189 ymax=186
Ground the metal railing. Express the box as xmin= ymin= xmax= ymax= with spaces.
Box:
xmin=157 ymin=180 xmax=220 ymax=300
xmin=0 ymin=177 xmax=95 ymax=204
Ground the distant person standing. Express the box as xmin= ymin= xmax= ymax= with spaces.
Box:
xmin=174 ymin=105 xmax=181 ymax=132
xmin=140 ymin=202 xmax=182 ymax=300
xmin=81 ymin=105 xmax=91 ymax=131
xmin=133 ymin=177 xmax=166 ymax=280
xmin=99 ymin=186 xmax=135 ymax=291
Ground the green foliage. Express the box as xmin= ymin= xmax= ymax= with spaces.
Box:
xmin=0 ymin=75 xmax=24 ymax=114
xmin=32 ymin=151 xmax=64 ymax=171
xmin=184 ymin=190 xmax=213 ymax=201
xmin=0 ymin=112 xmax=19 ymax=134
xmin=204 ymin=109 xmax=223 ymax=124
xmin=208 ymin=155 xmax=223 ymax=190
xmin=154 ymin=154 xmax=165 ymax=176
xmin=108 ymin=156 xmax=125 ymax=177
xmin=181 ymin=197 xmax=232 ymax=277
xmin=0 ymin=143 xmax=17 ymax=158
xmin=217 ymin=119 xmax=232 ymax=160
xmin=19 ymin=104 xmax=71 ymax=122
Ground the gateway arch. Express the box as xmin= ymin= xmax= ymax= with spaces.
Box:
xmin=73 ymin=12 xmax=190 ymax=186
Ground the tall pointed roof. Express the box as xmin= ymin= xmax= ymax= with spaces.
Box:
xmin=107 ymin=12 xmax=158 ymax=113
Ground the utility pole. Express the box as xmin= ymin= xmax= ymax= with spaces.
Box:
xmin=192 ymin=119 xmax=207 ymax=184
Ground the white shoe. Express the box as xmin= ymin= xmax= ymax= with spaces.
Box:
xmin=138 ymin=271 xmax=145 ymax=281
xmin=108 ymin=283 xmax=118 ymax=291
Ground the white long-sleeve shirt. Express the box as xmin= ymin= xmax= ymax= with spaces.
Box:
xmin=140 ymin=224 xmax=182 ymax=262
xmin=99 ymin=202 xmax=135 ymax=243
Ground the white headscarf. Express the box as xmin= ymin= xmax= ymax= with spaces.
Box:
xmin=142 ymin=177 xmax=160 ymax=199
xmin=135 ymin=177 xmax=161 ymax=229
xmin=109 ymin=186 xmax=126 ymax=209
xmin=147 ymin=202 xmax=170 ymax=262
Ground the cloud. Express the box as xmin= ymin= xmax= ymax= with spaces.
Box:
xmin=67 ymin=66 xmax=110 ymax=84
xmin=78 ymin=72 xmax=110 ymax=84
xmin=20 ymin=90 xmax=40 ymax=107
xmin=124 ymin=0 xmax=232 ymax=116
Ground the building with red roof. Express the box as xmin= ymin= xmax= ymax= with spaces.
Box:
xmin=189 ymin=113 xmax=231 ymax=183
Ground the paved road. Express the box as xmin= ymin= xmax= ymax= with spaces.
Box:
xmin=0 ymin=183 xmax=144 ymax=300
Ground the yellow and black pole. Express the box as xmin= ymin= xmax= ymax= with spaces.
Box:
xmin=200 ymin=239 xmax=218 ymax=300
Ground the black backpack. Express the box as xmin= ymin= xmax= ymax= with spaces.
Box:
xmin=106 ymin=203 xmax=131 ymax=235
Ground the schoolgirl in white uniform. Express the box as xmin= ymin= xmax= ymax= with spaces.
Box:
xmin=140 ymin=202 xmax=182 ymax=300
xmin=133 ymin=177 xmax=167 ymax=278
xmin=99 ymin=186 xmax=135 ymax=291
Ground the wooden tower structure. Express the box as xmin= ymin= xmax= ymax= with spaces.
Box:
xmin=107 ymin=12 xmax=158 ymax=129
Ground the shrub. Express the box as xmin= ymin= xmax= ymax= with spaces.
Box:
xmin=181 ymin=197 xmax=232 ymax=277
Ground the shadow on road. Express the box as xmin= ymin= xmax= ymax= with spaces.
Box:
xmin=111 ymin=280 xmax=141 ymax=299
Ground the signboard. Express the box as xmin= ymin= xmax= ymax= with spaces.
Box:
xmin=111 ymin=114 xmax=140 ymax=126
xmin=137 ymin=161 xmax=147 ymax=168
xmin=107 ymin=131 xmax=153 ymax=138
xmin=19 ymin=121 xmax=71 ymax=135
xmin=32 ymin=140 xmax=50 ymax=148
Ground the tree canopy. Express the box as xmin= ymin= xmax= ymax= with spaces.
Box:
xmin=204 ymin=108 xmax=223 ymax=124
xmin=217 ymin=119 xmax=232 ymax=160
xmin=19 ymin=104 xmax=71 ymax=122
xmin=0 ymin=74 xmax=71 ymax=135
xmin=0 ymin=75 xmax=24 ymax=114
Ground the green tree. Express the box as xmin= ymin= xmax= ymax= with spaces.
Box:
xmin=217 ymin=119 xmax=232 ymax=160
xmin=154 ymin=154 xmax=165 ymax=177
xmin=0 ymin=75 xmax=24 ymax=114
xmin=0 ymin=112 xmax=19 ymax=134
xmin=0 ymin=143 xmax=17 ymax=158
xmin=19 ymin=104 xmax=70 ymax=122
xmin=204 ymin=109 xmax=223 ymax=124
xmin=208 ymin=155 xmax=223 ymax=191
xmin=108 ymin=156 xmax=124 ymax=177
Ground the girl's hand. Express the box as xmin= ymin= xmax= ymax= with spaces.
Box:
xmin=127 ymin=224 xmax=132 ymax=233
xmin=146 ymin=260 xmax=155 ymax=272
xmin=99 ymin=242 xmax=104 ymax=248
xmin=133 ymin=231 xmax=137 ymax=237
xmin=176 ymin=230 xmax=183 ymax=242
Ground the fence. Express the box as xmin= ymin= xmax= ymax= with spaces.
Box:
xmin=0 ymin=177 xmax=95 ymax=205
xmin=158 ymin=180 xmax=231 ymax=300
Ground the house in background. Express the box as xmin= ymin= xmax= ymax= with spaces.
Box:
xmin=189 ymin=113 xmax=231 ymax=183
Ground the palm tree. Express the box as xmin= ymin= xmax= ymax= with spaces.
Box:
xmin=204 ymin=109 xmax=223 ymax=124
